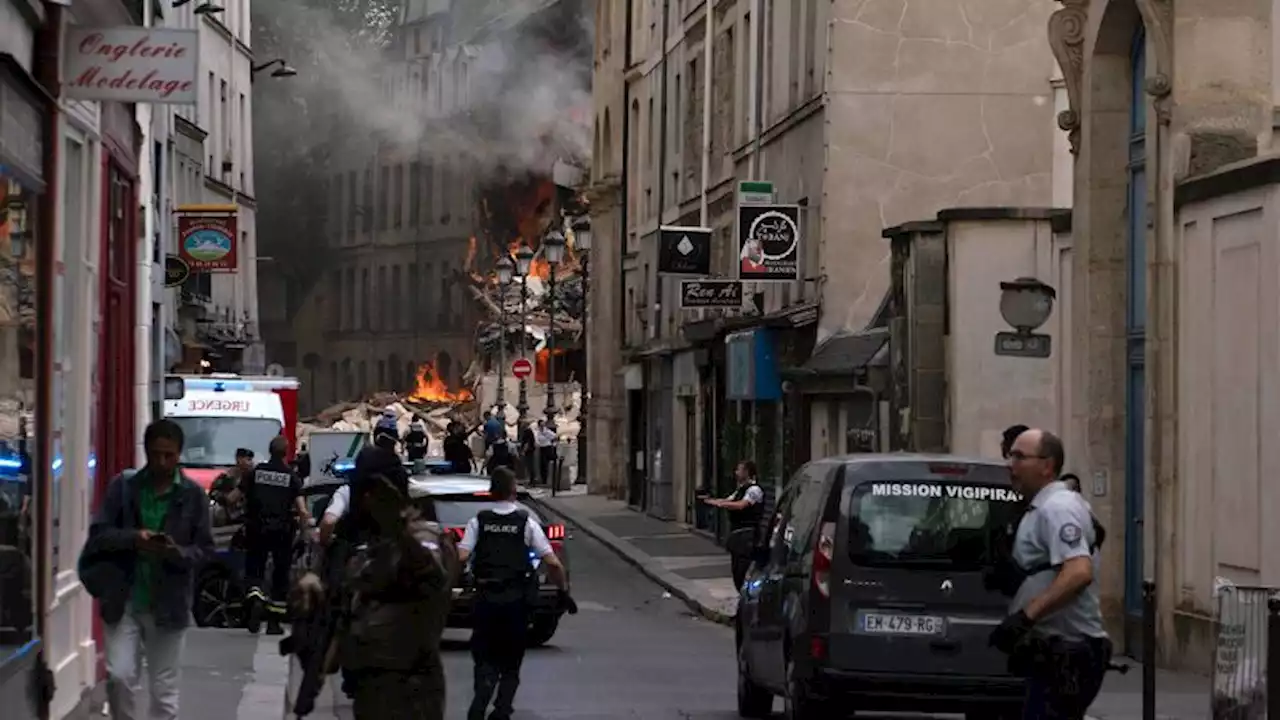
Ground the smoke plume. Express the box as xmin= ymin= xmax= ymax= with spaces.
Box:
xmin=253 ymin=0 xmax=593 ymax=177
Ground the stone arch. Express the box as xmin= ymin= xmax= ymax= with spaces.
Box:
xmin=389 ymin=352 xmax=402 ymax=390
xmin=437 ymin=351 xmax=453 ymax=386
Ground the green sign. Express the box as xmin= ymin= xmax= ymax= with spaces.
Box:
xmin=738 ymin=180 xmax=775 ymax=205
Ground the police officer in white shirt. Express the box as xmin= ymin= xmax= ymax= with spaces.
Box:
xmin=989 ymin=428 xmax=1112 ymax=720
xmin=457 ymin=467 xmax=574 ymax=720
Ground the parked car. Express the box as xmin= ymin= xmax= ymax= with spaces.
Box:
xmin=735 ymin=454 xmax=1025 ymax=720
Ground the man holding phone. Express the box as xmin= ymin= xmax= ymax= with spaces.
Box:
xmin=79 ymin=419 xmax=214 ymax=720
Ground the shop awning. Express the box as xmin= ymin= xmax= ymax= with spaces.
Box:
xmin=787 ymin=327 xmax=889 ymax=378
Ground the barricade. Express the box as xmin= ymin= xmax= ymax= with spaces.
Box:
xmin=1212 ymin=580 xmax=1277 ymax=720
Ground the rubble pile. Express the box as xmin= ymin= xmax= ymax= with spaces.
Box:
xmin=298 ymin=393 xmax=476 ymax=455
xmin=465 ymin=268 xmax=585 ymax=360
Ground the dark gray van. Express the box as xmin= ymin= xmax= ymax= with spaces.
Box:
xmin=735 ymin=454 xmax=1025 ymax=719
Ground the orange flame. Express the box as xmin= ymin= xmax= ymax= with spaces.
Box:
xmin=409 ymin=361 xmax=474 ymax=403
xmin=534 ymin=347 xmax=568 ymax=384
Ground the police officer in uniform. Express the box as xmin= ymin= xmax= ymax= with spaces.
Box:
xmin=458 ymin=467 xmax=575 ymax=720
xmin=989 ymin=428 xmax=1112 ymax=720
xmin=242 ymin=435 xmax=309 ymax=635
xmin=702 ymin=460 xmax=765 ymax=589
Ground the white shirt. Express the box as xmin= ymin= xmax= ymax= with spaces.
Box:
xmin=458 ymin=501 xmax=554 ymax=558
xmin=725 ymin=484 xmax=764 ymax=505
xmin=534 ymin=428 xmax=557 ymax=448
xmin=324 ymin=485 xmax=351 ymax=521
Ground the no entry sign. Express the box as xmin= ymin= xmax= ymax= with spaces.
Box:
xmin=512 ymin=358 xmax=533 ymax=379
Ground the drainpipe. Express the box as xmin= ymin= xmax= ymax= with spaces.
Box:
xmin=748 ymin=0 xmax=764 ymax=179
xmin=699 ymin=3 xmax=713 ymax=227
xmin=655 ymin=0 xmax=670 ymax=335
xmin=618 ymin=0 xmax=633 ymax=500
xmin=1147 ymin=80 xmax=1172 ymax=664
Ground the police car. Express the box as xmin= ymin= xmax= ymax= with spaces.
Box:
xmin=405 ymin=472 xmax=570 ymax=647
xmin=735 ymin=454 xmax=1024 ymax=720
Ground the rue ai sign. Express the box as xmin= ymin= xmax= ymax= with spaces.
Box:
xmin=680 ymin=279 xmax=743 ymax=309
xmin=176 ymin=205 xmax=238 ymax=272
xmin=738 ymin=204 xmax=801 ymax=281
xmin=63 ymin=27 xmax=199 ymax=104
xmin=657 ymin=226 xmax=712 ymax=275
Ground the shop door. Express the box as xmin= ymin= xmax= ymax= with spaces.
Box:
xmin=100 ymin=163 xmax=135 ymax=480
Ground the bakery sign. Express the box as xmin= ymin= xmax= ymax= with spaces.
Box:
xmin=63 ymin=27 xmax=199 ymax=104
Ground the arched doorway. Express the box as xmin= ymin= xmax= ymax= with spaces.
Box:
xmin=1124 ymin=25 xmax=1148 ymax=648
xmin=438 ymin=352 xmax=453 ymax=386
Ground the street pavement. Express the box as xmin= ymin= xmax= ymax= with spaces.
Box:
xmin=105 ymin=488 xmax=1209 ymax=720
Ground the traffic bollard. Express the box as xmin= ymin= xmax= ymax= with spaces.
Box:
xmin=1268 ymin=596 xmax=1280 ymax=720
xmin=1142 ymin=579 xmax=1156 ymax=720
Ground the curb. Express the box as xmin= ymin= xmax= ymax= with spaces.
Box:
xmin=526 ymin=495 xmax=737 ymax=627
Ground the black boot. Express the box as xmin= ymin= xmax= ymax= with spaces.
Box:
xmin=244 ymin=588 xmax=264 ymax=634
xmin=266 ymin=618 xmax=284 ymax=636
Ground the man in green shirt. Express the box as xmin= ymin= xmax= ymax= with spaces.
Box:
xmin=80 ymin=419 xmax=214 ymax=720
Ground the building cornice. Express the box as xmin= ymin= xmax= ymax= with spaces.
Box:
xmin=174 ymin=114 xmax=207 ymax=141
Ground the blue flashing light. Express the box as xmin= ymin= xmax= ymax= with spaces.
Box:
xmin=183 ymin=378 xmax=253 ymax=393
xmin=52 ymin=457 xmax=63 ymax=472
xmin=0 ymin=457 xmax=21 ymax=471
xmin=333 ymin=460 xmax=355 ymax=472
xmin=88 ymin=455 xmax=97 ymax=470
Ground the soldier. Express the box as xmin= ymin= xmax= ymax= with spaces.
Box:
xmin=989 ymin=428 xmax=1112 ymax=720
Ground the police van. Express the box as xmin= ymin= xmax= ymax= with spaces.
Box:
xmin=735 ymin=454 xmax=1024 ymax=720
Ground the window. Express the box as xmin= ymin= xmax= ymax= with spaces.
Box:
xmin=360 ymin=268 xmax=370 ymax=329
xmin=171 ymin=417 xmax=282 ymax=468
xmin=219 ymin=79 xmax=228 ymax=155
xmin=423 ymin=262 xmax=435 ymax=327
xmin=346 ymin=170 xmax=357 ymax=239
xmin=362 ymin=169 xmax=373 ymax=232
xmin=391 ymin=265 xmax=403 ymax=330
xmin=344 ymin=267 xmax=355 ymax=329
xmin=407 ymin=263 xmax=419 ymax=330
xmin=439 ymin=262 xmax=452 ymax=326
xmin=378 ymin=165 xmax=390 ymax=230
xmin=376 ymin=266 xmax=387 ymax=330
xmin=392 ymin=164 xmax=403 ymax=228
xmin=330 ymin=362 xmax=338 ymax=403
xmin=358 ymin=361 xmax=368 ymax=396
xmin=424 ymin=161 xmax=436 ymax=222
xmin=331 ymin=270 xmax=341 ymax=329
xmin=332 ymin=174 xmax=344 ymax=244
xmin=409 ymin=162 xmax=421 ymax=226
xmin=414 ymin=27 xmax=422 ymax=55
xmin=377 ymin=360 xmax=386 ymax=388
xmin=846 ymin=475 xmax=1021 ymax=571
xmin=238 ymin=92 xmax=247 ymax=187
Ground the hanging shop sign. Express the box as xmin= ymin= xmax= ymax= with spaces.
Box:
xmin=63 ymin=27 xmax=199 ymax=104
xmin=737 ymin=204 xmax=800 ymax=281
xmin=679 ymin=279 xmax=743 ymax=309
xmin=657 ymin=225 xmax=711 ymax=275
xmin=175 ymin=205 xmax=238 ymax=272
xmin=163 ymin=254 xmax=190 ymax=287
xmin=725 ymin=329 xmax=782 ymax=402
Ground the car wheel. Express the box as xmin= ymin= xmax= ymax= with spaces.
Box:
xmin=782 ymin=659 xmax=829 ymax=720
xmin=736 ymin=643 xmax=772 ymax=718
xmin=193 ymin=569 xmax=243 ymax=629
xmin=526 ymin=615 xmax=559 ymax=647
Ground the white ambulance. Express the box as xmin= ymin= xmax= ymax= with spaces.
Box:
xmin=163 ymin=374 xmax=300 ymax=491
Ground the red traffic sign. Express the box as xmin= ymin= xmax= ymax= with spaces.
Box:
xmin=512 ymin=358 xmax=533 ymax=379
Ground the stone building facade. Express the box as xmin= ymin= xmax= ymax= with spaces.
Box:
xmin=588 ymin=0 xmax=1063 ymax=520
xmin=1047 ymin=0 xmax=1280 ymax=669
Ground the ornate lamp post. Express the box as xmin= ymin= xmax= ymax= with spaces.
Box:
xmin=571 ymin=217 xmax=592 ymax=486
xmin=515 ymin=245 xmax=534 ymax=424
xmin=495 ymin=255 xmax=514 ymax=412
xmin=543 ymin=230 xmax=566 ymax=494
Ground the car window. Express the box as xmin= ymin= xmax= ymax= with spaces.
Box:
xmin=765 ymin=483 xmax=797 ymax=566
xmin=783 ymin=463 xmax=837 ymax=561
xmin=846 ymin=479 xmax=1022 ymax=570
xmin=433 ymin=499 xmax=540 ymax=528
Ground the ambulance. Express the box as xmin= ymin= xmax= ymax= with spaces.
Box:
xmin=163 ymin=373 xmax=301 ymax=491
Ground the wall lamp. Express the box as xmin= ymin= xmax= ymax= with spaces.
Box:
xmin=251 ymin=59 xmax=298 ymax=78
xmin=194 ymin=2 xmax=224 ymax=15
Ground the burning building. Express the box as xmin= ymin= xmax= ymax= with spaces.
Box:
xmin=267 ymin=0 xmax=592 ymax=420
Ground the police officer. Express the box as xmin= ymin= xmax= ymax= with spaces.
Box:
xmin=404 ymin=420 xmax=429 ymax=462
xmin=989 ymin=428 xmax=1112 ymax=720
xmin=458 ymin=467 xmax=575 ymax=720
xmin=702 ymin=460 xmax=765 ymax=589
xmin=242 ymin=435 xmax=309 ymax=635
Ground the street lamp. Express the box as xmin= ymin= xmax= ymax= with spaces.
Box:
xmin=251 ymin=59 xmax=298 ymax=79
xmin=543 ymin=230 xmax=566 ymax=494
xmin=495 ymin=255 xmax=514 ymax=413
xmin=571 ymin=217 xmax=591 ymax=486
xmin=515 ymin=245 xmax=534 ymax=425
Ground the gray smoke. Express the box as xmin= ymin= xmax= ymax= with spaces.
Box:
xmin=254 ymin=0 xmax=593 ymax=176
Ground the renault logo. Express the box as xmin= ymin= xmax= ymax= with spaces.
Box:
xmin=941 ymin=579 xmax=954 ymax=594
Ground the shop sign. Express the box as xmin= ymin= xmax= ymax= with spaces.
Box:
xmin=679 ymin=279 xmax=743 ymax=309
xmin=63 ymin=27 xmax=199 ymax=104
xmin=725 ymin=329 xmax=782 ymax=401
xmin=163 ymin=254 xmax=190 ymax=286
xmin=176 ymin=206 xmax=238 ymax=272
xmin=657 ymin=225 xmax=711 ymax=275
xmin=737 ymin=204 xmax=800 ymax=281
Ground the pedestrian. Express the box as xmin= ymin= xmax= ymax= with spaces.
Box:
xmin=443 ymin=421 xmax=475 ymax=474
xmin=294 ymin=442 xmax=312 ymax=483
xmin=518 ymin=422 xmax=536 ymax=484
xmin=482 ymin=409 xmax=504 ymax=450
xmin=534 ymin=419 xmax=558 ymax=488
xmin=242 ymin=435 xmax=311 ymax=635
xmin=78 ymin=419 xmax=215 ymax=720
xmin=701 ymin=460 xmax=765 ymax=589
xmin=989 ymin=428 xmax=1111 ymax=720
xmin=1001 ymin=423 xmax=1030 ymax=460
xmin=209 ymin=447 xmax=253 ymax=523
xmin=1061 ymin=472 xmax=1082 ymax=493
xmin=405 ymin=419 xmax=429 ymax=462
xmin=459 ymin=467 xmax=576 ymax=720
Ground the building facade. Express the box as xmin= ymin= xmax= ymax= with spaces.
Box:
xmin=164 ymin=0 xmax=263 ymax=378
xmin=1048 ymin=0 xmax=1280 ymax=669
xmin=590 ymin=0 xmax=1062 ymax=521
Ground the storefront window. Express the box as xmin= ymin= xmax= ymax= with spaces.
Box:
xmin=0 ymin=174 xmax=38 ymax=657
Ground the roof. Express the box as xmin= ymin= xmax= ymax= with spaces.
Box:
xmin=791 ymin=327 xmax=889 ymax=377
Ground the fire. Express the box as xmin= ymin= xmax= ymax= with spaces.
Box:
xmin=409 ymin=361 xmax=474 ymax=403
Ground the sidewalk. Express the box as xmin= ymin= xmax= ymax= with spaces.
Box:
xmin=526 ymin=487 xmax=741 ymax=624
xmin=526 ymin=488 xmax=1213 ymax=720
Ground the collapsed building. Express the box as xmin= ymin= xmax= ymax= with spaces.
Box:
xmin=270 ymin=0 xmax=592 ymax=450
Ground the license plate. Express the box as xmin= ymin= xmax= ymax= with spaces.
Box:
xmin=860 ymin=612 xmax=946 ymax=636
